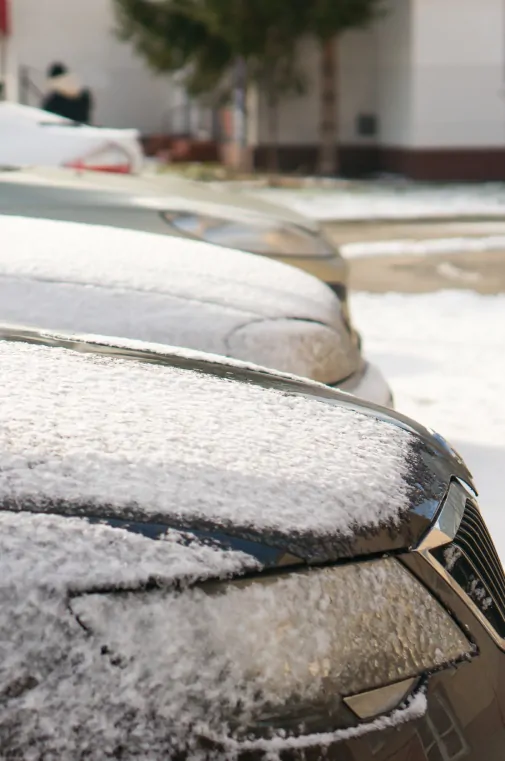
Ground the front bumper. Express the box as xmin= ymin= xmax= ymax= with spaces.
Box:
xmin=334 ymin=361 xmax=394 ymax=408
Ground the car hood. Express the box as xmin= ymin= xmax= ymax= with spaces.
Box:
xmin=0 ymin=165 xmax=321 ymax=232
xmin=0 ymin=325 xmax=474 ymax=573
xmin=0 ymin=214 xmax=335 ymax=322
xmin=37 ymin=434 xmax=471 ymax=571
xmin=0 ymin=214 xmax=347 ymax=374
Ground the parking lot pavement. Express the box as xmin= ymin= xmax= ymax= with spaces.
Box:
xmin=322 ymin=220 xmax=505 ymax=295
xmin=323 ymin=219 xmax=505 ymax=245
xmin=348 ymin=248 xmax=505 ymax=295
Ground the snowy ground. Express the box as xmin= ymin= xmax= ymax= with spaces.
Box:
xmin=252 ymin=183 xmax=505 ymax=221
xmin=353 ymin=290 xmax=505 ymax=559
xmin=342 ymin=234 xmax=505 ymax=259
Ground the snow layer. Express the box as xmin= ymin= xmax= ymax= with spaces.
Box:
xmin=252 ymin=183 xmax=505 ymax=221
xmin=342 ymin=235 xmax=505 ymax=259
xmin=227 ymin=318 xmax=359 ymax=383
xmin=0 ymin=214 xmax=356 ymax=384
xmin=0 ymin=339 xmax=415 ymax=538
xmin=0 ymin=214 xmax=339 ymax=326
xmin=0 ymin=102 xmax=143 ymax=172
xmin=0 ymin=510 xmax=257 ymax=759
xmin=0 ymin=518 xmax=447 ymax=759
xmin=31 ymin=327 xmax=333 ymax=387
xmin=352 ymin=290 xmax=505 ymax=560
xmin=220 ymin=693 xmax=428 ymax=754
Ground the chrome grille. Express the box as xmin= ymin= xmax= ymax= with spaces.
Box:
xmin=432 ymin=500 xmax=505 ymax=638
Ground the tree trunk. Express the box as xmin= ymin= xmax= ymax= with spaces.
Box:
xmin=266 ymin=91 xmax=279 ymax=174
xmin=318 ymin=35 xmax=338 ymax=176
xmin=233 ymin=57 xmax=249 ymax=172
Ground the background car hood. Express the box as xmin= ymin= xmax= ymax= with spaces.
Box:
xmin=0 ymin=166 xmax=321 ymax=233
xmin=0 ymin=215 xmax=345 ymax=358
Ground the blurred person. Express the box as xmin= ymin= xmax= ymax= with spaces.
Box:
xmin=41 ymin=62 xmax=93 ymax=123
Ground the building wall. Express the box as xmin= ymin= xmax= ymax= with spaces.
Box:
xmin=375 ymin=0 xmax=413 ymax=147
xmin=4 ymin=0 xmax=182 ymax=134
xmin=410 ymin=0 xmax=505 ymax=148
xmin=249 ymin=0 xmax=409 ymax=174
xmin=249 ymin=0 xmax=505 ymax=179
xmin=249 ymin=29 xmax=379 ymax=148
xmin=383 ymin=0 xmax=505 ymax=179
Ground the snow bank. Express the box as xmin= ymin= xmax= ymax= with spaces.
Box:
xmin=342 ymin=235 xmax=505 ymax=259
xmin=253 ymin=184 xmax=505 ymax=221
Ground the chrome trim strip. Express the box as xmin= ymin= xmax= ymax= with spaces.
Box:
xmin=343 ymin=678 xmax=419 ymax=720
xmin=418 ymin=550 xmax=505 ymax=652
xmin=417 ymin=480 xmax=467 ymax=552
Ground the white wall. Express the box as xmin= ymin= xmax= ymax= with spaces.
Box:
xmin=249 ymin=29 xmax=379 ymax=147
xmin=246 ymin=0 xmax=416 ymax=152
xmin=410 ymin=0 xmax=505 ymax=148
xmin=5 ymin=0 xmax=181 ymax=133
xmin=250 ymin=36 xmax=319 ymax=147
xmin=339 ymin=27 xmax=379 ymax=144
xmin=375 ymin=0 xmax=413 ymax=147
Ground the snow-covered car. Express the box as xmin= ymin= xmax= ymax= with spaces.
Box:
xmin=0 ymin=164 xmax=348 ymax=301
xmin=0 ymin=324 xmax=501 ymax=760
xmin=0 ymin=214 xmax=392 ymax=406
xmin=0 ymin=103 xmax=144 ymax=173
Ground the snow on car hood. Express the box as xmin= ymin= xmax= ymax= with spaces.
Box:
xmin=0 ymin=214 xmax=357 ymax=382
xmin=0 ymin=508 xmax=262 ymax=758
xmin=0 ymin=103 xmax=142 ymax=171
xmin=0 ymin=214 xmax=339 ymax=326
xmin=0 ymin=510 xmax=428 ymax=759
xmin=0 ymin=336 xmax=438 ymax=758
xmin=0 ymin=338 xmax=414 ymax=539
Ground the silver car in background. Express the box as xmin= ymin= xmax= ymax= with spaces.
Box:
xmin=0 ymin=213 xmax=392 ymax=405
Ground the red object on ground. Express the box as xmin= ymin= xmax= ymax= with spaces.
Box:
xmin=0 ymin=0 xmax=10 ymax=35
xmin=64 ymin=160 xmax=132 ymax=174
xmin=63 ymin=142 xmax=134 ymax=174
xmin=141 ymin=134 xmax=219 ymax=162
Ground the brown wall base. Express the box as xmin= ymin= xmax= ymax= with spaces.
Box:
xmin=252 ymin=145 xmax=380 ymax=178
xmin=252 ymin=145 xmax=505 ymax=181
xmin=142 ymin=134 xmax=219 ymax=163
xmin=379 ymin=148 xmax=505 ymax=182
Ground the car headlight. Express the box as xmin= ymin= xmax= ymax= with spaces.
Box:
xmin=163 ymin=211 xmax=333 ymax=258
xmin=70 ymin=557 xmax=473 ymax=742
xmin=226 ymin=318 xmax=360 ymax=384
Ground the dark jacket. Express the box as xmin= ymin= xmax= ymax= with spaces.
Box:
xmin=41 ymin=73 xmax=93 ymax=124
xmin=42 ymin=90 xmax=92 ymax=123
